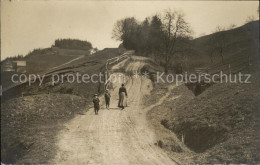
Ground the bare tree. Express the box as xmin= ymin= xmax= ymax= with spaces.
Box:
xmin=245 ymin=16 xmax=255 ymax=23
xmin=215 ymin=26 xmax=225 ymax=32
xmin=228 ymin=24 xmax=237 ymax=30
xmin=207 ymin=38 xmax=216 ymax=64
xmin=111 ymin=10 xmax=192 ymax=72
xmin=161 ymin=9 xmax=191 ymax=73
xmin=208 ymin=26 xmax=226 ymax=63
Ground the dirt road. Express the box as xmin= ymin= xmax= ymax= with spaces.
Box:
xmin=52 ymin=58 xmax=175 ymax=164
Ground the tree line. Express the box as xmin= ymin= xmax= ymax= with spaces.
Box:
xmin=112 ymin=9 xmax=193 ymax=73
xmin=1 ymin=39 xmax=93 ymax=63
xmin=112 ymin=7 xmax=259 ymax=72
xmin=54 ymin=39 xmax=93 ymax=50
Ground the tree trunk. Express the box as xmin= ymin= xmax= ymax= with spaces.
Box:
xmin=220 ymin=48 xmax=224 ymax=63
xmin=165 ymin=54 xmax=169 ymax=73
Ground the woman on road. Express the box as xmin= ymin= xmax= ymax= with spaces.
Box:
xmin=118 ymin=84 xmax=127 ymax=110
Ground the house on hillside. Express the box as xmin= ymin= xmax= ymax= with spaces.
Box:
xmin=89 ymin=48 xmax=98 ymax=55
xmin=13 ymin=61 xmax=27 ymax=73
xmin=3 ymin=60 xmax=27 ymax=73
xmin=2 ymin=60 xmax=15 ymax=72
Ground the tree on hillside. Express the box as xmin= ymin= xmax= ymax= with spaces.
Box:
xmin=228 ymin=24 xmax=237 ymax=30
xmin=208 ymin=26 xmax=227 ymax=63
xmin=54 ymin=39 xmax=92 ymax=50
xmin=111 ymin=9 xmax=192 ymax=73
xmin=138 ymin=18 xmax=150 ymax=54
xmin=207 ymin=37 xmax=216 ymax=64
xmin=148 ymin=15 xmax=164 ymax=55
xmin=245 ymin=16 xmax=255 ymax=23
xmin=161 ymin=9 xmax=191 ymax=73
xmin=112 ymin=17 xmax=139 ymax=49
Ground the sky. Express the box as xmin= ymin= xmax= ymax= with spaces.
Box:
xmin=1 ymin=1 xmax=259 ymax=60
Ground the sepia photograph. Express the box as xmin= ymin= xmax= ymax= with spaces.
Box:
xmin=1 ymin=0 xmax=259 ymax=164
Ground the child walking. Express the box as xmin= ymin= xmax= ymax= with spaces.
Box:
xmin=93 ymin=94 xmax=100 ymax=115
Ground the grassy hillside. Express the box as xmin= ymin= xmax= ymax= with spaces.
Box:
xmin=144 ymin=21 xmax=260 ymax=163
xmin=1 ymin=47 xmax=91 ymax=89
xmin=166 ymin=21 xmax=259 ymax=73
xmin=146 ymin=71 xmax=259 ymax=163
xmin=1 ymin=47 xmax=126 ymax=163
xmin=20 ymin=48 xmax=126 ymax=98
xmin=1 ymin=38 xmax=95 ymax=90
xmin=25 ymin=47 xmax=91 ymax=74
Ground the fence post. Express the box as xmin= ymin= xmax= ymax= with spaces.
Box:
xmin=181 ymin=134 xmax=185 ymax=144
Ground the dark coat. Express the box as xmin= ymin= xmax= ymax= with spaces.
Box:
xmin=104 ymin=92 xmax=111 ymax=99
xmin=93 ymin=97 xmax=100 ymax=109
xmin=118 ymin=87 xmax=127 ymax=107
xmin=119 ymin=87 xmax=127 ymax=96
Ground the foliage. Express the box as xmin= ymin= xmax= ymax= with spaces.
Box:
xmin=1 ymin=54 xmax=24 ymax=63
xmin=112 ymin=9 xmax=192 ymax=72
xmin=54 ymin=39 xmax=93 ymax=50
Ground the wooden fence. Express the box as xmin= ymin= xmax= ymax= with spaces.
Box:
xmin=104 ymin=50 xmax=135 ymax=90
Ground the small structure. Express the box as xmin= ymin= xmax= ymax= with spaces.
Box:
xmin=3 ymin=60 xmax=15 ymax=72
xmin=13 ymin=61 xmax=27 ymax=73
xmin=89 ymin=48 xmax=98 ymax=55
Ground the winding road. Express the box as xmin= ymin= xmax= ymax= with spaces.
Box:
xmin=52 ymin=57 xmax=176 ymax=164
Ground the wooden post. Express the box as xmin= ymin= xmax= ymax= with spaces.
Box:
xmin=181 ymin=134 xmax=185 ymax=144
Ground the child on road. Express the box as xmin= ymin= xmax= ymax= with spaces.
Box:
xmin=104 ymin=89 xmax=111 ymax=109
xmin=93 ymin=94 xmax=100 ymax=115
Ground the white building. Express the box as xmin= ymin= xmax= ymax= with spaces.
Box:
xmin=13 ymin=61 xmax=27 ymax=73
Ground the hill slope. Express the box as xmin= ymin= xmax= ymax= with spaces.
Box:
xmin=144 ymin=21 xmax=260 ymax=163
xmin=1 ymin=48 xmax=126 ymax=163
xmin=1 ymin=39 xmax=94 ymax=89
xmin=175 ymin=21 xmax=259 ymax=73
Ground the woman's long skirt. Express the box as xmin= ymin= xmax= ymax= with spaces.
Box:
xmin=118 ymin=92 xmax=127 ymax=107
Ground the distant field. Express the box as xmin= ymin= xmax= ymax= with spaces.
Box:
xmin=52 ymin=47 xmax=89 ymax=56
xmin=1 ymin=47 xmax=91 ymax=89
xmin=27 ymin=54 xmax=79 ymax=73
xmin=26 ymin=47 xmax=90 ymax=73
